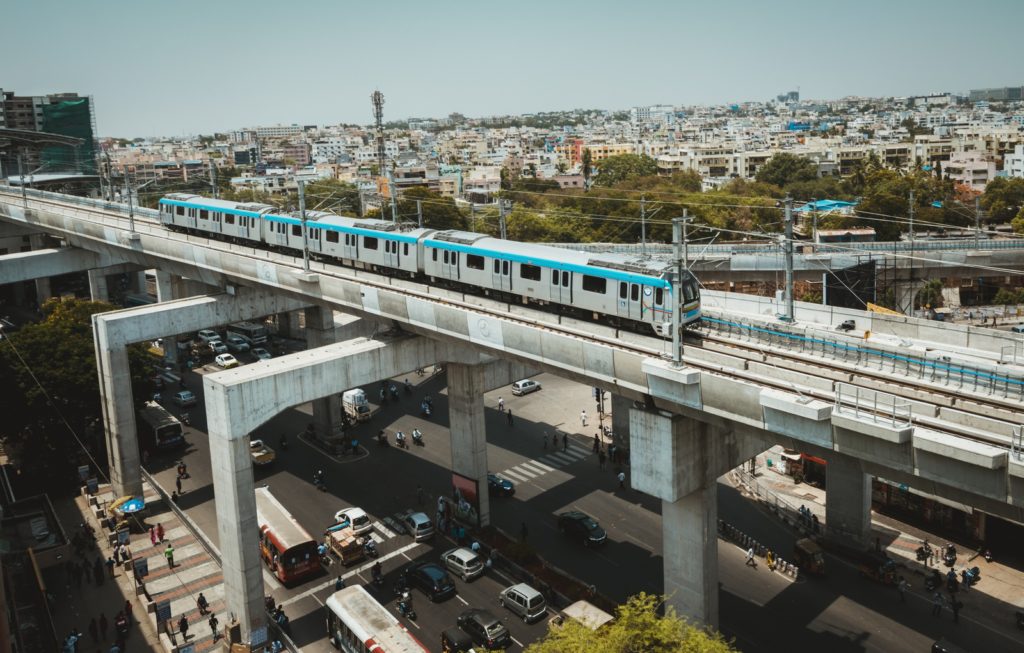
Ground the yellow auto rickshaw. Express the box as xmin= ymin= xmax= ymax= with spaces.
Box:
xmin=793 ymin=538 xmax=825 ymax=576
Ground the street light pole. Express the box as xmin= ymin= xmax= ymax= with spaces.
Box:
xmin=125 ymin=170 xmax=136 ymax=233
xmin=783 ymin=196 xmax=794 ymax=322
xmin=298 ymin=179 xmax=310 ymax=272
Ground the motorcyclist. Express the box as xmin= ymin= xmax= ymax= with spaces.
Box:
xmin=372 ymin=561 xmax=383 ymax=582
xmin=412 ymin=428 xmax=422 ymax=441
xmin=404 ymin=378 xmax=411 ymax=393
xmin=395 ymin=431 xmax=406 ymax=447
xmin=318 ymin=540 xmax=329 ymax=558
xmin=314 ymin=469 xmax=325 ymax=487
xmin=279 ymin=433 xmax=288 ymax=449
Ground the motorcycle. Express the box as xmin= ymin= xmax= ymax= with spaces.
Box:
xmin=371 ymin=566 xmax=384 ymax=587
xmin=411 ymin=429 xmax=424 ymax=446
xmin=915 ymin=543 xmax=932 ymax=562
xmin=421 ymin=401 xmax=432 ymax=418
xmin=404 ymin=379 xmax=412 ymax=394
xmin=376 ymin=431 xmax=389 ymax=447
xmin=943 ymin=544 xmax=957 ymax=567
xmin=395 ymin=431 xmax=408 ymax=449
xmin=181 ymin=412 xmax=191 ymax=426
xmin=115 ymin=613 xmax=129 ymax=637
xmin=962 ymin=566 xmax=981 ymax=587
xmin=397 ymin=592 xmax=416 ymax=620
xmin=1016 ymin=610 xmax=1024 ymax=630
xmin=364 ymin=539 xmax=379 ymax=558
xmin=313 ymin=470 xmax=327 ymax=492
xmin=925 ymin=569 xmax=942 ymax=592
xmin=390 ymin=384 xmax=399 ymax=401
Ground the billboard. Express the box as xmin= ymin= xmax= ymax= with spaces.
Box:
xmin=450 ymin=472 xmax=480 ymax=527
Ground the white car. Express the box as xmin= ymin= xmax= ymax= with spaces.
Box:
xmin=208 ymin=339 xmax=228 ymax=355
xmin=333 ymin=507 xmax=372 ymax=536
xmin=214 ymin=353 xmax=240 ymax=369
xmin=511 ymin=379 xmax=541 ymax=396
xmin=252 ymin=347 xmax=272 ymax=360
xmin=225 ymin=335 xmax=250 ymax=353
xmin=197 ymin=329 xmax=220 ymax=344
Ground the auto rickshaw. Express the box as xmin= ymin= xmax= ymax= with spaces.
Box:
xmin=793 ymin=538 xmax=825 ymax=576
xmin=441 ymin=627 xmax=475 ymax=653
xmin=857 ymin=550 xmax=897 ymax=585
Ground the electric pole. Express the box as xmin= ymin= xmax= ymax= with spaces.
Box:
xmin=470 ymin=204 xmax=476 ymax=233
xmin=783 ymin=196 xmax=794 ymax=322
xmin=672 ymin=214 xmax=688 ymax=366
xmin=388 ymin=166 xmax=398 ymax=223
xmin=640 ymin=195 xmax=646 ymax=256
xmin=18 ymin=153 xmax=26 ymax=206
xmin=499 ymin=199 xmax=509 ymax=239
xmin=416 ymin=199 xmax=423 ymax=228
xmin=210 ymin=162 xmax=218 ymax=199
xmin=908 ymin=190 xmax=915 ymax=314
xmin=298 ymin=179 xmax=310 ymax=272
xmin=811 ymin=197 xmax=818 ymax=241
xmin=125 ymin=169 xmax=136 ymax=233
xmin=682 ymin=208 xmax=690 ymax=270
xmin=974 ymin=196 xmax=981 ymax=250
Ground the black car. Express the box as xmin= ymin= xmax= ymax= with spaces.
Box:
xmin=457 ymin=608 xmax=511 ymax=650
xmin=406 ymin=562 xmax=456 ymax=602
xmin=487 ymin=474 xmax=515 ymax=497
xmin=557 ymin=510 xmax=607 ymax=546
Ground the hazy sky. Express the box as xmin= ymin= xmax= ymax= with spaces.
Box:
xmin=4 ymin=0 xmax=1022 ymax=137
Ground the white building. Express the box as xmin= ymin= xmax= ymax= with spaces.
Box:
xmin=254 ymin=124 xmax=304 ymax=139
xmin=1005 ymin=144 xmax=1024 ymax=179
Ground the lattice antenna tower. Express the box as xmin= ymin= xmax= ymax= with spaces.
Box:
xmin=371 ymin=90 xmax=386 ymax=176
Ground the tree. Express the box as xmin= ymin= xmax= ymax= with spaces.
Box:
xmin=980 ymin=177 xmax=1024 ymax=222
xmin=754 ymin=153 xmax=818 ymax=189
xmin=915 ymin=279 xmax=944 ymax=310
xmin=395 ymin=187 xmax=465 ymax=230
xmin=592 ymin=154 xmax=658 ymax=187
xmin=524 ymin=593 xmax=736 ymax=653
xmin=582 ymin=148 xmax=593 ymax=190
xmin=1012 ymin=206 xmax=1024 ymax=235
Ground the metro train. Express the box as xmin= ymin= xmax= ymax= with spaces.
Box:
xmin=158 ymin=193 xmax=701 ymax=336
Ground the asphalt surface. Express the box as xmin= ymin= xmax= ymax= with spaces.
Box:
xmin=149 ymin=355 xmax=1021 ymax=653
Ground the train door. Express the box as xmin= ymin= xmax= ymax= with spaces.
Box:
xmin=491 ymin=258 xmax=512 ymax=293
xmin=441 ymin=249 xmax=459 ymax=280
xmin=342 ymin=232 xmax=358 ymax=261
xmin=618 ymin=282 xmax=644 ymax=322
xmin=383 ymin=239 xmax=399 ymax=269
xmin=550 ymin=268 xmax=571 ymax=303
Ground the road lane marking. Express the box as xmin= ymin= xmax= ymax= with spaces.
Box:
xmin=526 ymin=459 xmax=554 ymax=472
xmin=501 ymin=469 xmax=531 ymax=482
xmin=373 ymin=521 xmax=396 ymax=538
xmin=510 ymin=465 xmax=538 ymax=478
xmin=280 ymin=541 xmax=420 ymax=607
xmin=456 ymin=594 xmax=468 ymax=605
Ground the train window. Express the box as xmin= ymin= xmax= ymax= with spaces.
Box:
xmin=364 ymin=236 xmax=378 ymax=250
xmin=562 ymin=271 xmax=569 ymax=287
xmin=552 ymin=270 xmax=558 ymax=284
xmin=631 ymin=284 xmax=639 ymax=301
xmin=403 ymin=243 xmax=409 ymax=256
xmin=494 ymin=260 xmax=500 ymax=273
xmin=200 ymin=210 xmax=208 ymax=220
xmin=444 ymin=251 xmax=449 ymax=264
xmin=326 ymin=231 xmax=339 ymax=243
xmin=225 ymin=214 xmax=235 ymax=225
xmin=466 ymin=254 xmax=485 ymax=270
xmin=432 ymin=248 xmax=438 ymax=261
xmin=655 ymin=288 xmax=664 ymax=305
xmin=520 ymin=264 xmax=541 ymax=281
xmin=581 ymin=275 xmax=606 ymax=294
xmin=502 ymin=261 xmax=509 ymax=275
xmin=176 ymin=206 xmax=184 ymax=216
xmin=619 ymin=282 xmax=627 ymax=299
xmin=684 ymin=280 xmax=698 ymax=302
xmin=292 ymin=225 xmax=302 ymax=237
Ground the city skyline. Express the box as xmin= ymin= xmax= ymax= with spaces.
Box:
xmin=5 ymin=0 xmax=1023 ymax=136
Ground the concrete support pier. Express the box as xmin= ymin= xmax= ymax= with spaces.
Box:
xmin=88 ymin=268 xmax=109 ymax=302
xmin=29 ymin=233 xmax=52 ymax=303
xmin=305 ymin=305 xmax=343 ymax=447
xmin=825 ymin=452 xmax=871 ymax=546
xmin=447 ymin=362 xmax=491 ymax=527
xmin=154 ymin=270 xmax=179 ymax=365
xmin=663 ymin=487 xmax=717 ymax=627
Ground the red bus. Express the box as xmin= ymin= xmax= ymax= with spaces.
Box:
xmin=255 ymin=487 xmax=320 ymax=585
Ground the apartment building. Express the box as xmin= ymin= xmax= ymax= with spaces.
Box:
xmin=944 ymin=151 xmax=997 ymax=191
xmin=254 ymin=124 xmax=304 ymax=139
xmin=1005 ymin=144 xmax=1024 ymax=178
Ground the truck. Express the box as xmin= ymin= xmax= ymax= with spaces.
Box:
xmin=342 ymin=389 xmax=372 ymax=422
xmin=250 ymin=439 xmax=277 ymax=466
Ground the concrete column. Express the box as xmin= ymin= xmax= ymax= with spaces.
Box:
xmin=448 ymin=362 xmax=490 ymax=527
xmin=611 ymin=393 xmax=633 ymax=449
xmin=276 ymin=310 xmax=301 ymax=339
xmin=306 ymin=306 xmax=343 ymax=446
xmin=630 ymin=408 xmax=718 ymax=627
xmin=207 ymin=410 xmax=266 ymax=647
xmin=154 ymin=271 xmax=179 ymax=365
xmin=88 ymin=269 xmax=109 ymax=303
xmin=95 ymin=326 xmax=143 ymax=498
xmin=29 ymin=234 xmax=52 ymax=304
xmin=825 ymin=453 xmax=871 ymax=546
xmin=134 ymin=270 xmax=148 ymax=296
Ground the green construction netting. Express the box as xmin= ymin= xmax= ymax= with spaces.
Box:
xmin=40 ymin=98 xmax=96 ymax=174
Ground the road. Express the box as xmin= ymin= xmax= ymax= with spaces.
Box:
xmin=150 ymin=358 xmax=1019 ymax=652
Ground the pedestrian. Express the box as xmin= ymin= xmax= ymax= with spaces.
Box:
xmin=164 ymin=543 xmax=175 ymax=568
xmin=745 ymin=547 xmax=757 ymax=567
xmin=618 ymin=470 xmax=626 ymax=490
xmin=175 ymin=475 xmax=183 ymax=494
xmin=497 ymin=396 xmax=504 ymax=412
xmin=507 ymin=409 xmax=513 ymax=426
xmin=593 ymin=434 xmax=600 ymax=452
xmin=961 ymin=569 xmax=970 ymax=592
xmin=178 ymin=614 xmax=190 ymax=640
xmin=121 ymin=544 xmax=131 ymax=562
xmin=171 ymin=490 xmax=179 ymax=503
xmin=209 ymin=614 xmax=220 ymax=642
xmin=99 ymin=613 xmax=108 ymax=640
xmin=520 ymin=521 xmax=528 ymax=542
xmin=149 ymin=526 xmax=157 ymax=547
xmin=951 ymin=597 xmax=962 ymax=623
xmin=197 ymin=592 xmax=209 ymax=615
xmin=88 ymin=617 xmax=98 ymax=643
xmin=598 ymin=450 xmax=606 ymax=469
xmin=562 ymin=432 xmax=568 ymax=452
xmin=124 ymin=600 xmax=132 ymax=627
xmin=542 ymin=432 xmax=548 ymax=449
xmin=581 ymin=409 xmax=587 ymax=427
xmin=105 ymin=555 xmax=116 ymax=578
xmin=156 ymin=523 xmax=165 ymax=543
xmin=897 ymin=576 xmax=908 ymax=603
xmin=931 ymin=592 xmax=943 ymax=617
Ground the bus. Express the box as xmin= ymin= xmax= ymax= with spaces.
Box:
xmin=227 ymin=321 xmax=269 ymax=346
xmin=137 ymin=401 xmax=186 ymax=450
xmin=325 ymin=585 xmax=429 ymax=653
xmin=255 ymin=487 xmax=320 ymax=585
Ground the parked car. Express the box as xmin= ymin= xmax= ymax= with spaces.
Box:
xmin=333 ymin=507 xmax=372 ymax=536
xmin=457 ymin=608 xmax=511 ymax=650
xmin=197 ymin=329 xmax=220 ymax=344
xmin=1011 ymin=324 xmax=1024 ymax=334
xmin=557 ymin=510 xmax=607 ymax=546
xmin=511 ymin=379 xmax=541 ymax=396
xmin=249 ymin=439 xmax=276 ymax=466
xmin=487 ymin=474 xmax=515 ymax=497
xmin=214 ymin=353 xmax=239 ymax=369
xmin=441 ymin=547 xmax=484 ymax=581
xmin=208 ymin=339 xmax=228 ymax=355
xmin=172 ymin=390 xmax=197 ymax=407
xmin=225 ymin=335 xmax=250 ymax=353
xmin=499 ymin=583 xmax=547 ymax=623
xmin=406 ymin=562 xmax=456 ymax=602
xmin=403 ymin=512 xmax=434 ymax=541
xmin=252 ymin=347 xmax=272 ymax=360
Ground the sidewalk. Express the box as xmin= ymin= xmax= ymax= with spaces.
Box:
xmin=729 ymin=446 xmax=1024 ymax=645
xmin=55 ymin=479 xmax=228 ymax=652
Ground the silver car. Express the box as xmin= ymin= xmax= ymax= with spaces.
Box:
xmin=511 ymin=379 xmax=541 ymax=396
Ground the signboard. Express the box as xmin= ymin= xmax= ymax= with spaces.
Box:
xmin=86 ymin=477 xmax=99 ymax=494
xmin=78 ymin=465 xmax=91 ymax=482
xmin=155 ymin=599 xmax=171 ymax=625
xmin=117 ymin=529 xmax=131 ymax=545
xmin=133 ymin=557 xmax=149 ymax=578
xmin=251 ymin=625 xmax=268 ymax=646
xmin=450 ymin=472 xmax=480 ymax=527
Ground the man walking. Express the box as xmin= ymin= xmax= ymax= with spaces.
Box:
xmin=542 ymin=432 xmax=548 ymax=450
xmin=931 ymin=592 xmax=943 ymax=617
xmin=176 ymin=475 xmax=183 ymax=494
xmin=580 ymin=409 xmax=587 ymax=427
xmin=897 ymin=576 xmax=908 ymax=603
xmin=745 ymin=547 xmax=757 ymax=567
xmin=497 ymin=397 xmax=504 ymax=413
xmin=209 ymin=614 xmax=220 ymax=642
xmin=165 ymin=543 xmax=175 ymax=568
xmin=178 ymin=615 xmax=190 ymax=641
xmin=617 ymin=470 xmax=626 ymax=490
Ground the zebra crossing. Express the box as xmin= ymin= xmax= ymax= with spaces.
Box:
xmin=498 ymin=443 xmax=591 ymax=483
xmin=367 ymin=520 xmax=398 ymax=544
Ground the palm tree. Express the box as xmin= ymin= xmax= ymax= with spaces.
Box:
xmin=582 ymin=148 xmax=593 ymax=191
